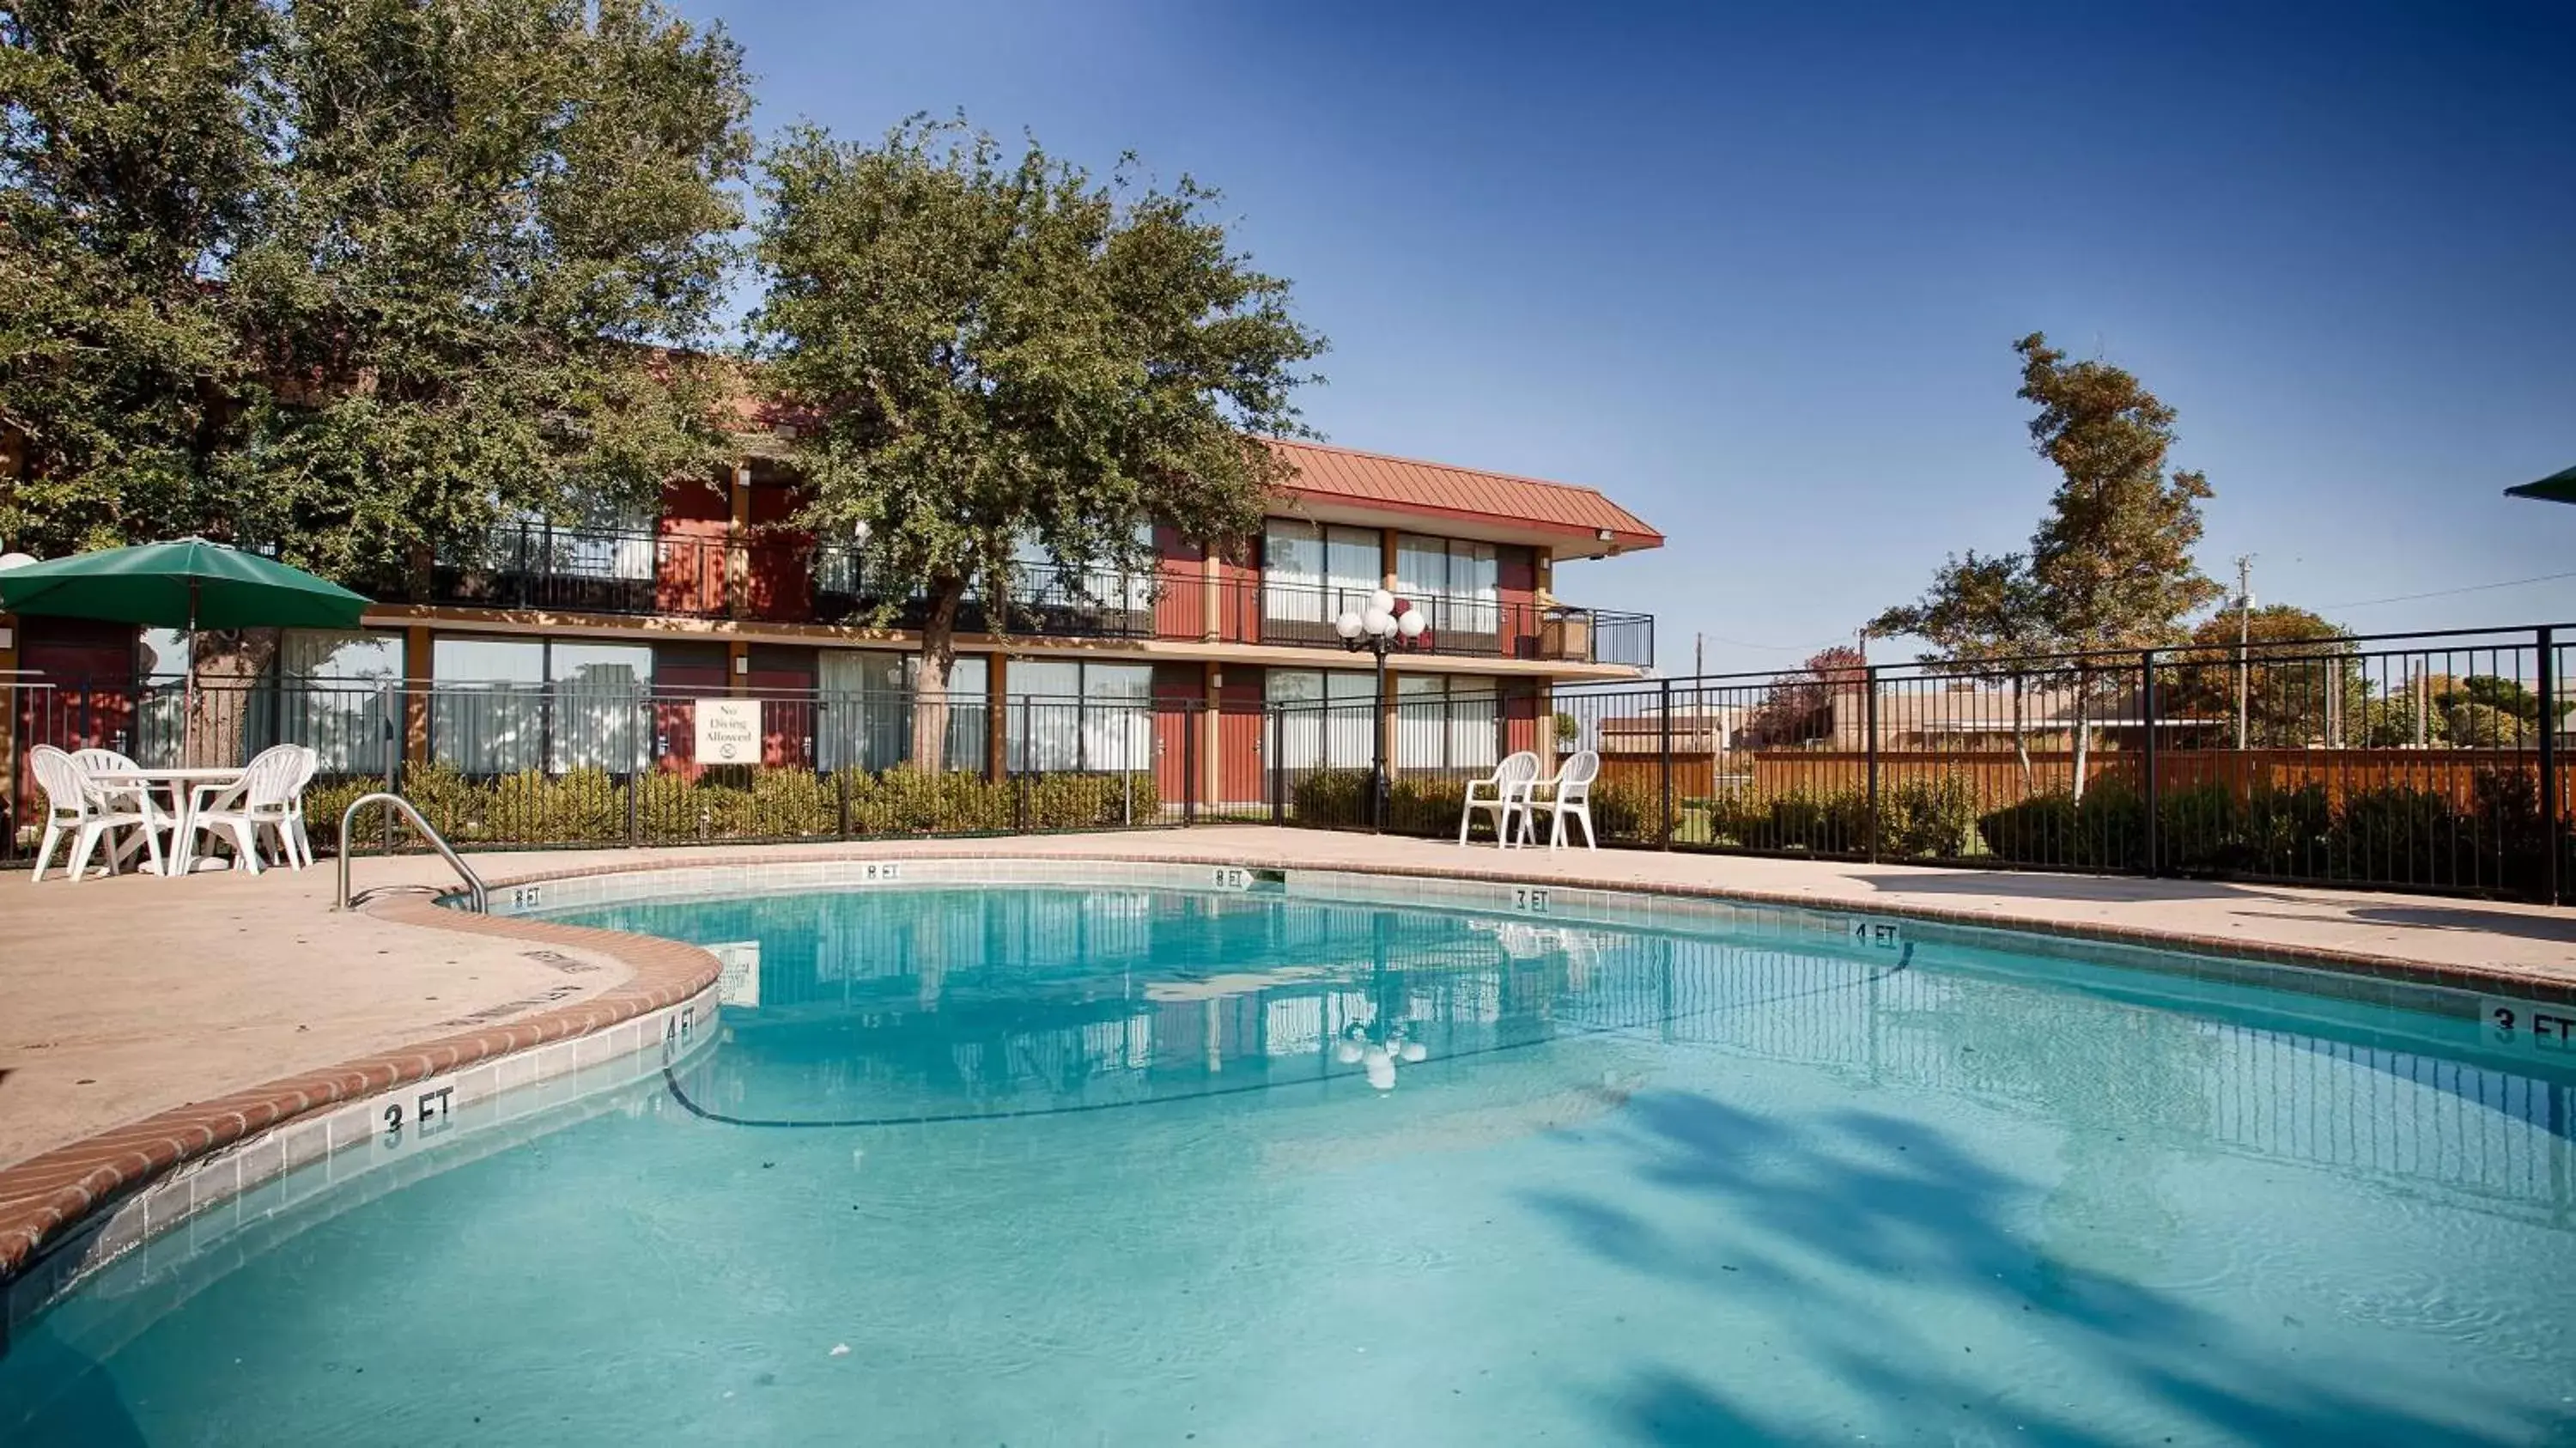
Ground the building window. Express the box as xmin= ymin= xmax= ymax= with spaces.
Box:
xmin=1263 ymin=520 xmax=1380 ymax=626
xmin=815 ymin=650 xmax=990 ymax=772
xmin=267 ymin=630 xmax=405 ymax=775
xmin=1396 ymin=534 xmax=1500 ymax=637
xmin=1395 ymin=673 xmax=1501 ymax=773
xmin=1267 ymin=668 xmax=1377 ymax=770
xmin=1008 ymin=659 xmax=1151 ymax=772
xmin=428 ymin=635 xmax=653 ymax=775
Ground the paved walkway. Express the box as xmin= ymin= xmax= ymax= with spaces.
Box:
xmin=5 ymin=826 xmax=2572 ymax=1171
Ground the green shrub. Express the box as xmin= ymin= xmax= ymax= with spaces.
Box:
xmin=1389 ymin=776 xmax=1468 ymax=835
xmin=1290 ymin=769 xmax=1370 ymax=829
xmin=1978 ymin=784 xmax=2145 ymax=869
xmin=316 ymin=763 xmax=1157 ymax=852
xmin=1877 ymin=776 xmax=1980 ymax=859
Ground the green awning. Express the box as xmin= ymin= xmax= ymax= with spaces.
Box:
xmin=2503 ymin=464 xmax=2576 ymax=505
xmin=0 ymin=537 xmax=369 ymax=630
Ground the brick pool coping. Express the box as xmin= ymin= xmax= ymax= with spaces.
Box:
xmin=4 ymin=841 xmax=2568 ymax=1291
xmin=0 ymin=895 xmax=722 ymax=1284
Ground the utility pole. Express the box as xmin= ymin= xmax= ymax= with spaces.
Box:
xmin=2233 ymin=555 xmax=2254 ymax=751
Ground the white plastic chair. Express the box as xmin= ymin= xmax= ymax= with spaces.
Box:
xmin=1457 ymin=750 xmax=1541 ymax=847
xmin=179 ymin=745 xmax=308 ymax=874
xmin=278 ymin=745 xmax=320 ymax=868
xmin=1520 ymin=749 xmax=1601 ymax=850
xmin=28 ymin=745 xmax=167 ymax=882
xmin=70 ymin=746 xmax=178 ymax=861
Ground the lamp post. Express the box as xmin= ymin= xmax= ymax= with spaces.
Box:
xmin=1334 ymin=588 xmax=1425 ymax=830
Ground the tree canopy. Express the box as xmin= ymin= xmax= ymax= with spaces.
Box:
xmin=1747 ymin=644 xmax=1864 ymax=746
xmin=749 ymin=116 xmax=1326 ymax=760
xmin=2 ymin=0 xmax=754 ymax=586
xmin=2015 ymin=332 xmax=2224 ymax=652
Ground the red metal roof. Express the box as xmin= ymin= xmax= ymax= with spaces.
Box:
xmin=1265 ymin=438 xmax=1663 ymax=550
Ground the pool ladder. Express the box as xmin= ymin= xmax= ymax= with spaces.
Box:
xmin=333 ymin=792 xmax=489 ymax=914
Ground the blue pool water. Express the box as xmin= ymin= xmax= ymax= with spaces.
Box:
xmin=5 ymin=879 xmax=2574 ymax=1445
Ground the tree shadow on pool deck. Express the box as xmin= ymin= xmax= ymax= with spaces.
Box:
xmin=1522 ymin=1091 xmax=2557 ymax=1448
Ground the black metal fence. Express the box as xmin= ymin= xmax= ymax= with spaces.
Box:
xmin=9 ymin=623 xmax=2569 ymax=901
xmin=1270 ymin=624 xmax=2576 ymax=903
xmin=4 ymin=682 xmax=1236 ymax=862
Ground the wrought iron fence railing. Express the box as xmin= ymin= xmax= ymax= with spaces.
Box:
xmin=9 ymin=623 xmax=2566 ymax=899
xmin=3 ymin=682 xmax=1241 ymax=862
xmin=1267 ymin=623 xmax=2576 ymax=903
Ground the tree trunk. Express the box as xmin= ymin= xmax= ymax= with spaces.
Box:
xmin=908 ymin=579 xmax=965 ymax=773
xmin=2068 ymin=664 xmax=2092 ymax=805
xmin=185 ymin=629 xmax=280 ymax=768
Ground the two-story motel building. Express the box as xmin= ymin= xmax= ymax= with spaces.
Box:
xmin=2 ymin=434 xmax=1662 ymax=812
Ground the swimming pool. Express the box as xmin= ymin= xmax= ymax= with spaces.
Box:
xmin=4 ymin=866 xmax=2573 ymax=1445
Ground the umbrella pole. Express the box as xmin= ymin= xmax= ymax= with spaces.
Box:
xmin=183 ymin=580 xmax=198 ymax=769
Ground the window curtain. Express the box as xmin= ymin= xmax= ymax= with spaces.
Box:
xmin=1394 ymin=675 xmax=1447 ymax=770
xmin=1447 ymin=675 xmax=1500 ymax=768
xmin=817 ymin=650 xmax=907 ymax=772
xmin=271 ymin=630 xmax=403 ymax=774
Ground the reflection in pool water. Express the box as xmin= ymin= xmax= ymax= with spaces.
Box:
xmin=4 ymin=883 xmax=2572 ymax=1446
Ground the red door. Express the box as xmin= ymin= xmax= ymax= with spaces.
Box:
xmin=1151 ymin=666 xmax=1200 ymax=812
xmin=14 ymin=618 xmax=139 ymax=819
xmin=1218 ymin=671 xmax=1267 ymax=809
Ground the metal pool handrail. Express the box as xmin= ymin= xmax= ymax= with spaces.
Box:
xmin=335 ymin=791 xmax=488 ymax=914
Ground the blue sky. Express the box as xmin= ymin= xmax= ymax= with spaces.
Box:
xmin=691 ymin=0 xmax=2576 ymax=673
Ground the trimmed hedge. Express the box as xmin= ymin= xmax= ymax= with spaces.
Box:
xmin=1291 ymin=769 xmax=1659 ymax=843
xmin=310 ymin=764 xmax=1157 ymax=851
xmin=1979 ymin=770 xmax=2556 ymax=892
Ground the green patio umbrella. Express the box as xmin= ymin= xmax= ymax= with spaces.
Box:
xmin=0 ymin=538 xmax=370 ymax=755
xmin=0 ymin=537 xmax=369 ymax=630
xmin=2503 ymin=463 xmax=2576 ymax=504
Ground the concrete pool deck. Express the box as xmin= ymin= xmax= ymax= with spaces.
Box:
xmin=6 ymin=824 xmax=2573 ymax=1181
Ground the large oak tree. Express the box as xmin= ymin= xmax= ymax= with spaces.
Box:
xmin=3 ymin=0 xmax=752 ymax=699
xmin=750 ymin=117 xmax=1325 ymax=768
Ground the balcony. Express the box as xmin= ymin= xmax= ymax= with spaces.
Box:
xmin=811 ymin=550 xmax=1157 ymax=640
xmin=1211 ymin=578 xmax=1654 ymax=667
xmin=428 ymin=526 xmax=729 ymax=618
xmin=404 ymin=526 xmax=1652 ymax=667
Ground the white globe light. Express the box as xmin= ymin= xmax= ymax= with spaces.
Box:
xmin=1363 ymin=609 xmax=1394 ymax=636
xmin=0 ymin=551 xmax=35 ymax=572
xmin=1396 ymin=608 xmax=1427 ymax=639
xmin=1334 ymin=1038 xmax=1364 ymax=1065
xmin=1334 ymin=611 xmax=1364 ymax=641
xmin=1367 ymin=588 xmax=1395 ymax=617
xmin=852 ymin=520 xmax=872 ymax=544
xmin=1400 ymin=1041 xmax=1428 ymax=1063
xmin=1364 ymin=1049 xmax=1397 ymax=1092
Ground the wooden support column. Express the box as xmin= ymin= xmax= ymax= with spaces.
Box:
xmin=725 ymin=462 xmax=751 ymax=618
xmin=1202 ymin=660 xmax=1223 ymax=806
xmin=1200 ymin=547 xmax=1220 ymax=643
xmin=986 ymin=653 xmax=1009 ymax=781
xmin=1381 ymin=528 xmax=1400 ymax=591
xmin=1380 ymin=665 xmax=1400 ymax=783
xmin=402 ymin=624 xmax=432 ymax=768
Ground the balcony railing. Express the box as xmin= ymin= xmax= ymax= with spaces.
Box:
xmin=428 ymin=526 xmax=729 ymax=618
xmin=405 ymin=525 xmax=1653 ymax=667
xmin=811 ymin=550 xmax=1157 ymax=640
xmin=1210 ymin=577 xmax=1652 ymax=666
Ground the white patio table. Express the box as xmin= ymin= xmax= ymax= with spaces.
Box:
xmin=87 ymin=766 xmax=246 ymax=875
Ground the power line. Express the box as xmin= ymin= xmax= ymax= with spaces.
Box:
xmin=2314 ymin=569 xmax=2576 ymax=611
